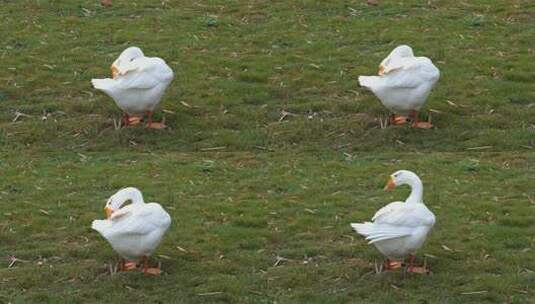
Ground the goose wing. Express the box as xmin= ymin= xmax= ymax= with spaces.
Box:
xmin=373 ymin=201 xmax=435 ymax=227
xmin=383 ymin=57 xmax=439 ymax=89
xmin=108 ymin=203 xmax=170 ymax=236
xmin=115 ymin=57 xmax=174 ymax=90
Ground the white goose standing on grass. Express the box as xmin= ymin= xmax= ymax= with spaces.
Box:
xmin=351 ymin=170 xmax=435 ymax=273
xmin=91 ymin=47 xmax=174 ymax=129
xmin=92 ymin=187 xmax=171 ymax=275
xmin=358 ymin=45 xmax=440 ymax=128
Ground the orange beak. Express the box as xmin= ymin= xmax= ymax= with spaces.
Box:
xmin=111 ymin=64 xmax=119 ymax=79
xmin=383 ymin=177 xmax=396 ymax=191
xmin=105 ymin=207 xmax=114 ymax=219
xmin=378 ymin=64 xmax=385 ymax=76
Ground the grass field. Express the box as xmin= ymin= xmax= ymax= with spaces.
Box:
xmin=1 ymin=0 xmax=534 ymax=303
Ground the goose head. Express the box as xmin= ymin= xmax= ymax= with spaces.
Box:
xmin=378 ymin=45 xmax=414 ymax=75
xmin=384 ymin=170 xmax=424 ymax=203
xmin=104 ymin=187 xmax=144 ymax=218
xmin=111 ymin=47 xmax=144 ymax=78
xmin=384 ymin=169 xmax=421 ymax=190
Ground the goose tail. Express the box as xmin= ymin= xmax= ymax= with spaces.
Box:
xmin=351 ymin=222 xmax=375 ymax=236
xmin=91 ymin=78 xmax=115 ymax=93
xmin=91 ymin=219 xmax=110 ymax=234
xmin=358 ymin=75 xmax=381 ymax=89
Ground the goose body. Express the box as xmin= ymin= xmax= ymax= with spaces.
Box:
xmin=351 ymin=170 xmax=435 ymax=269
xmin=92 ymin=187 xmax=171 ymax=262
xmin=91 ymin=47 xmax=173 ymax=127
xmin=359 ymin=45 xmax=439 ymax=127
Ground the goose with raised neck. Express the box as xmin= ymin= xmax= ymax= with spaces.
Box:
xmin=352 ymin=170 xmax=435 ymax=274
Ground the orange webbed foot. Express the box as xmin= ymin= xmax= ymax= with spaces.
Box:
xmin=146 ymin=122 xmax=166 ymax=129
xmin=408 ymin=110 xmax=433 ymax=129
xmin=121 ymin=114 xmax=142 ymax=127
xmin=127 ymin=116 xmax=142 ymax=126
xmin=124 ymin=261 xmax=137 ymax=271
xmin=411 ymin=121 xmax=433 ymax=129
xmin=389 ymin=114 xmax=408 ymax=126
xmin=406 ymin=266 xmax=430 ymax=274
xmin=383 ymin=259 xmax=403 ymax=271
xmin=144 ymin=267 xmax=162 ymax=275
xmin=118 ymin=260 xmax=137 ymax=272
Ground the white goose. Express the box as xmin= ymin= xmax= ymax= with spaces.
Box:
xmin=92 ymin=187 xmax=171 ymax=275
xmin=358 ymin=45 xmax=440 ymax=128
xmin=351 ymin=170 xmax=435 ymax=273
xmin=91 ymin=47 xmax=174 ymax=129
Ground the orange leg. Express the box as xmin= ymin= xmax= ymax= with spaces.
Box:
xmin=409 ymin=110 xmax=433 ymax=129
xmin=407 ymin=254 xmax=415 ymax=273
xmin=121 ymin=113 xmax=129 ymax=127
xmin=142 ymin=256 xmax=149 ymax=272
xmin=145 ymin=111 xmax=166 ymax=129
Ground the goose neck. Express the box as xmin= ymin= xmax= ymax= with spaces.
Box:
xmin=114 ymin=188 xmax=144 ymax=209
xmin=405 ymin=178 xmax=423 ymax=204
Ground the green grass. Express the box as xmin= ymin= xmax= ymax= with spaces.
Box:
xmin=1 ymin=0 xmax=534 ymax=303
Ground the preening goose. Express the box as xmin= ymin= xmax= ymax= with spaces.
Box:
xmin=359 ymin=45 xmax=440 ymax=128
xmin=92 ymin=187 xmax=171 ymax=275
xmin=92 ymin=47 xmax=174 ymax=129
